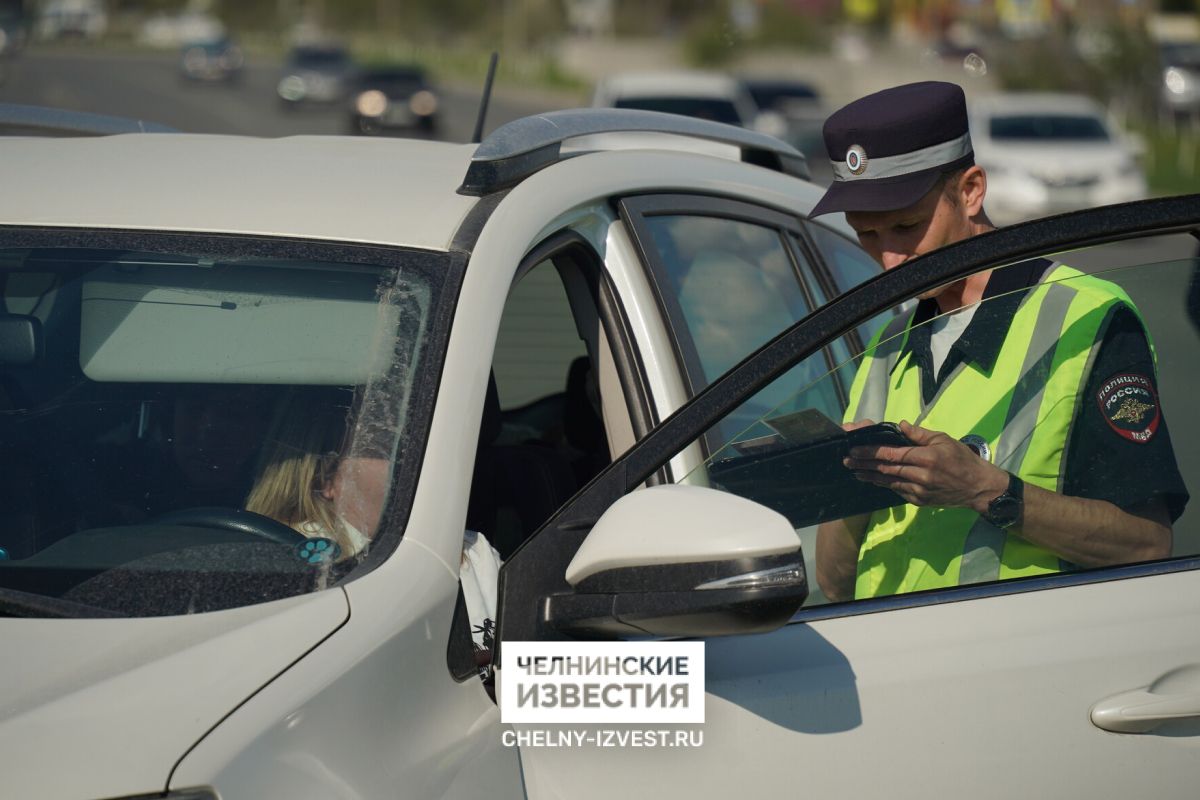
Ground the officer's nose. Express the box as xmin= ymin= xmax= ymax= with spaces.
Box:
xmin=881 ymin=251 xmax=909 ymax=271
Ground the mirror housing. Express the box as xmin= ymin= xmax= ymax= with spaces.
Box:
xmin=545 ymin=485 xmax=807 ymax=638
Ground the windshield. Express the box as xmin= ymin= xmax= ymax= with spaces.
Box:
xmin=989 ymin=113 xmax=1110 ymax=142
xmin=0 ymin=245 xmax=434 ymax=617
xmin=613 ymin=96 xmax=745 ymax=126
xmin=745 ymin=83 xmax=818 ymax=110
xmin=1162 ymin=43 xmax=1200 ymax=68
xmin=290 ymin=48 xmax=351 ymax=68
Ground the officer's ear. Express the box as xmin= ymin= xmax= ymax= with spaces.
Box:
xmin=959 ymin=165 xmax=987 ymax=218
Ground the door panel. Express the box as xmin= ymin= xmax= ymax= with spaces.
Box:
xmin=505 ymin=197 xmax=1200 ymax=799
xmin=518 ymin=569 xmax=1200 ymax=799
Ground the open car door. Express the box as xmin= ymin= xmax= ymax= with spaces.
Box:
xmin=498 ymin=195 xmax=1200 ymax=800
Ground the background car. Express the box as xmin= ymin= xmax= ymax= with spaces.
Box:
xmin=741 ymin=76 xmax=831 ymax=184
xmin=0 ymin=2 xmax=28 ymax=56
xmin=1159 ymin=40 xmax=1200 ymax=119
xmin=33 ymin=0 xmax=105 ymax=41
xmin=347 ymin=65 xmax=438 ymax=136
xmin=741 ymin=76 xmax=821 ymax=114
xmin=276 ymin=42 xmax=356 ymax=108
xmin=592 ymin=70 xmax=782 ymax=136
xmin=178 ymin=36 xmax=243 ymax=84
xmin=970 ymin=92 xmax=1148 ymax=226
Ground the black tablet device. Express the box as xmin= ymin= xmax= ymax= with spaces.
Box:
xmin=711 ymin=409 xmax=911 ymax=527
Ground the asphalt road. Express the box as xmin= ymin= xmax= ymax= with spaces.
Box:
xmin=0 ymin=47 xmax=565 ymax=140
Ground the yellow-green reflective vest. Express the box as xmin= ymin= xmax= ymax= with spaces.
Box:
xmin=844 ymin=263 xmax=1146 ymax=599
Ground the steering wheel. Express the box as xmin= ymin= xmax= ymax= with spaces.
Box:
xmin=151 ymin=507 xmax=308 ymax=546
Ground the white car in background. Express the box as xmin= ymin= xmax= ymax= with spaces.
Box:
xmin=970 ymin=92 xmax=1147 ymax=226
xmin=592 ymin=70 xmax=785 ymax=137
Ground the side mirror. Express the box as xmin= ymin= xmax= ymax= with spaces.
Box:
xmin=545 ymin=484 xmax=807 ymax=639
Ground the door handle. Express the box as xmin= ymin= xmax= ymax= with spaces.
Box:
xmin=1091 ymin=666 xmax=1200 ymax=734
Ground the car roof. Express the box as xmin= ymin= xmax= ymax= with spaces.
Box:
xmin=0 ymin=134 xmax=479 ymax=250
xmin=596 ymin=70 xmax=746 ymax=99
xmin=971 ymin=92 xmax=1105 ymax=117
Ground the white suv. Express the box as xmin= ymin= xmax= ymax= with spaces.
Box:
xmin=1 ymin=105 xmax=1198 ymax=800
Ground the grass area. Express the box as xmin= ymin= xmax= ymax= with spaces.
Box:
xmin=1138 ymin=121 xmax=1200 ymax=197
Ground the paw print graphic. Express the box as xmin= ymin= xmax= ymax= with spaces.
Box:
xmin=296 ymin=537 xmax=340 ymax=564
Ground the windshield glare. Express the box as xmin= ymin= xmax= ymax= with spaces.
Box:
xmin=0 ymin=247 xmax=432 ymax=617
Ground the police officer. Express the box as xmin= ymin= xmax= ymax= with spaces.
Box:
xmin=812 ymin=81 xmax=1189 ymax=602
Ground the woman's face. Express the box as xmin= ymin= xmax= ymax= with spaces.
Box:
xmin=321 ymin=455 xmax=390 ymax=538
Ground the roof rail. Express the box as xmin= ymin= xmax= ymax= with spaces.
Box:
xmin=457 ymin=108 xmax=809 ymax=196
xmin=0 ymin=104 xmax=177 ymax=136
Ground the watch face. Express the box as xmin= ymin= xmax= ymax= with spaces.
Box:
xmin=988 ymin=495 xmax=1022 ymax=528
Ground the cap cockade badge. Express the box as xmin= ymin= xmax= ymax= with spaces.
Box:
xmin=846 ymin=144 xmax=868 ymax=176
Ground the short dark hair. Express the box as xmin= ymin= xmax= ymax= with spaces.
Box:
xmin=935 ymin=168 xmax=968 ymax=207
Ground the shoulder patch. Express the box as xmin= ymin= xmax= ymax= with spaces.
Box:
xmin=1096 ymin=372 xmax=1159 ymax=443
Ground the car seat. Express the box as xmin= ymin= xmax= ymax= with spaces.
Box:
xmin=466 ymin=375 xmax=577 ymax=560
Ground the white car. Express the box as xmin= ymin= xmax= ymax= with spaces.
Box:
xmin=34 ymin=0 xmax=106 ymax=41
xmin=0 ymin=105 xmax=1198 ymax=800
xmin=592 ymin=70 xmax=784 ymax=136
xmin=970 ymin=92 xmax=1148 ymax=226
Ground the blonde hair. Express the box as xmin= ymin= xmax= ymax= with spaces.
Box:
xmin=245 ymin=388 xmax=354 ymax=555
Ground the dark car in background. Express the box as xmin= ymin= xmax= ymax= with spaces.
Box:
xmin=347 ymin=65 xmax=438 ymax=136
xmin=741 ymin=77 xmax=831 ymax=185
xmin=277 ymin=43 xmax=356 ymax=108
xmin=1160 ymin=40 xmax=1200 ymax=119
xmin=0 ymin=2 xmax=28 ymax=56
xmin=179 ymin=37 xmax=243 ymax=83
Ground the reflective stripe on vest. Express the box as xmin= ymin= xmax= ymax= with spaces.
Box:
xmin=844 ymin=263 xmax=1145 ymax=598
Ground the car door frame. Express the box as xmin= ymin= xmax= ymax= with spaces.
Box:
xmin=497 ymin=192 xmax=1200 ymax=646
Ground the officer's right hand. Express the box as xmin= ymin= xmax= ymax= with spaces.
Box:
xmin=842 ymin=419 xmax=877 ymax=432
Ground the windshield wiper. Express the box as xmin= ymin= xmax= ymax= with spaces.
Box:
xmin=0 ymin=587 xmax=127 ymax=618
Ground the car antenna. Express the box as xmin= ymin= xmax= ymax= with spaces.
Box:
xmin=470 ymin=52 xmax=499 ymax=144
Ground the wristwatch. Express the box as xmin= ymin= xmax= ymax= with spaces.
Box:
xmin=983 ymin=472 xmax=1024 ymax=529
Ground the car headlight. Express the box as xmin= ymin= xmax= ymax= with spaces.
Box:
xmin=356 ymin=89 xmax=389 ymax=117
xmin=409 ymin=89 xmax=438 ymax=117
xmin=1165 ymin=67 xmax=1189 ymax=96
xmin=220 ymin=48 xmax=243 ymax=70
xmin=278 ymin=75 xmax=307 ymax=101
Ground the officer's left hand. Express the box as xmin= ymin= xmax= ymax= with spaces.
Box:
xmin=845 ymin=420 xmax=1008 ymax=513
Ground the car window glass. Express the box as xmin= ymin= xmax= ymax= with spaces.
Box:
xmin=0 ymin=246 xmax=434 ymax=616
xmin=639 ymin=214 xmax=836 ymax=446
xmin=989 ymin=114 xmax=1109 ymax=141
xmin=677 ymin=247 xmax=1198 ymax=607
xmin=805 ymin=221 xmax=894 ymax=350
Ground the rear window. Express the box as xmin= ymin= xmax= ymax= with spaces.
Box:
xmin=989 ymin=114 xmax=1110 ymax=142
